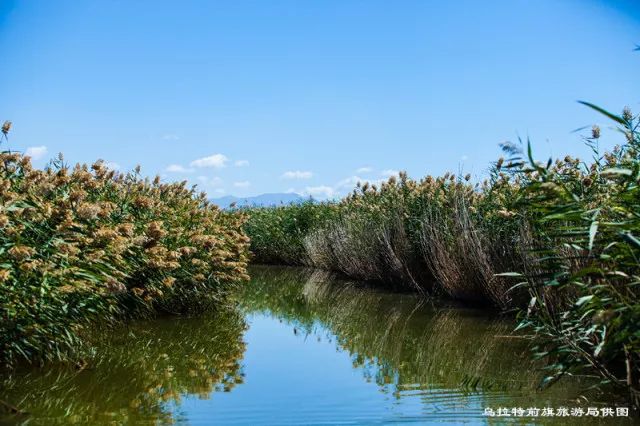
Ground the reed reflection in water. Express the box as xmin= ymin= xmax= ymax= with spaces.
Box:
xmin=241 ymin=266 xmax=614 ymax=423
xmin=0 ymin=310 xmax=246 ymax=425
xmin=0 ymin=266 xmax=625 ymax=425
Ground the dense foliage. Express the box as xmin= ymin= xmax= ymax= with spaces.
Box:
xmin=0 ymin=138 xmax=250 ymax=366
xmin=244 ymin=201 xmax=334 ymax=265
xmin=244 ymin=163 xmax=524 ymax=308
xmin=509 ymin=104 xmax=640 ymax=407
xmin=243 ymin=104 xmax=640 ymax=406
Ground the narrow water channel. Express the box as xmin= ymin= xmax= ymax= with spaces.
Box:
xmin=0 ymin=266 xmax=625 ymax=425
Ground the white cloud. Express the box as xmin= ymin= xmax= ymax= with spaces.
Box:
xmin=25 ymin=146 xmax=47 ymax=160
xmin=337 ymin=175 xmax=387 ymax=190
xmin=190 ymin=154 xmax=229 ymax=168
xmin=214 ymin=188 xmax=225 ymax=194
xmin=233 ymin=181 xmax=250 ymax=188
xmin=162 ymin=134 xmax=180 ymax=141
xmin=381 ymin=169 xmax=400 ymax=177
xmin=234 ymin=160 xmax=249 ymax=167
xmin=281 ymin=170 xmax=313 ymax=179
xmin=165 ymin=164 xmax=194 ymax=173
xmin=292 ymin=168 xmax=408 ymax=201
xmin=356 ymin=166 xmax=373 ymax=173
xmin=304 ymin=185 xmax=334 ymax=199
xmin=337 ymin=176 xmax=365 ymax=188
xmin=197 ymin=176 xmax=223 ymax=187
xmin=302 ymin=173 xmax=391 ymax=200
xmin=461 ymin=155 xmax=469 ymax=161
xmin=104 ymin=161 xmax=120 ymax=170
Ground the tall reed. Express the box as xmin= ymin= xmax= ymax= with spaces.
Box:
xmin=243 ymin=171 xmax=527 ymax=306
xmin=241 ymin=103 xmax=640 ymax=406
xmin=0 ymin=135 xmax=250 ymax=366
xmin=506 ymin=104 xmax=640 ymax=407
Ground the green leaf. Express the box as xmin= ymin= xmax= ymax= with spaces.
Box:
xmin=495 ymin=272 xmax=524 ymax=277
xmin=527 ymin=138 xmax=536 ymax=168
xmin=602 ymin=167 xmax=632 ymax=176
xmin=588 ymin=220 xmax=598 ymax=251
xmin=507 ymin=281 xmax=529 ymax=293
xmin=620 ymin=231 xmax=640 ymax=249
xmin=578 ymin=101 xmax=626 ymax=125
xmin=575 ymin=295 xmax=594 ymax=306
xmin=527 ymin=296 xmax=537 ymax=316
xmin=594 ymin=329 xmax=607 ymax=357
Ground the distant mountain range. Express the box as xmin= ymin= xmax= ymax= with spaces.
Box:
xmin=210 ymin=192 xmax=308 ymax=209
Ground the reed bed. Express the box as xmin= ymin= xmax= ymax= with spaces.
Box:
xmin=245 ymin=170 xmax=524 ymax=306
xmin=0 ymin=130 xmax=250 ymax=366
xmin=242 ymin=104 xmax=640 ymax=406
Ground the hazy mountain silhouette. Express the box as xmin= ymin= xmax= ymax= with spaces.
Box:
xmin=211 ymin=192 xmax=308 ymax=209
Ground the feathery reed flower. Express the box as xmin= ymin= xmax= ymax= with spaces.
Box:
xmin=1 ymin=120 xmax=11 ymax=136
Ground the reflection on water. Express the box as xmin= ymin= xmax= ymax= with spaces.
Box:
xmin=0 ymin=266 xmax=631 ymax=424
xmin=241 ymin=266 xmax=624 ymax=424
xmin=0 ymin=310 xmax=246 ymax=425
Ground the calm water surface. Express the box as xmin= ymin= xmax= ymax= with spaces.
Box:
xmin=0 ymin=266 xmax=631 ymax=425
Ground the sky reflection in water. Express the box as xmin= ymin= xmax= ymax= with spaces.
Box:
xmin=0 ymin=266 xmax=623 ymax=425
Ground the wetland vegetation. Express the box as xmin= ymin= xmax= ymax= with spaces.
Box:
xmin=243 ymin=104 xmax=640 ymax=408
xmin=0 ymin=131 xmax=250 ymax=367
xmin=1 ymin=266 xmax=626 ymax=424
xmin=1 ymin=102 xmax=638 ymax=421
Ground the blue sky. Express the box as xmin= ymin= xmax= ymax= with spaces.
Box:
xmin=0 ymin=0 xmax=638 ymax=199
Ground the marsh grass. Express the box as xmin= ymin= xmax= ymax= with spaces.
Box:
xmin=505 ymin=104 xmax=640 ymax=407
xmin=242 ymin=103 xmax=640 ymax=406
xmin=304 ymin=210 xmax=423 ymax=290
xmin=0 ymin=140 xmax=250 ymax=366
xmin=244 ymin=171 xmax=526 ymax=305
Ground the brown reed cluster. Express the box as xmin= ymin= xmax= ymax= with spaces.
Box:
xmin=245 ymin=169 xmax=526 ymax=308
xmin=244 ymin=104 xmax=640 ymax=406
xmin=0 ymin=150 xmax=249 ymax=365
